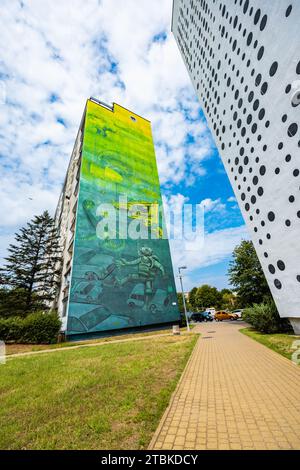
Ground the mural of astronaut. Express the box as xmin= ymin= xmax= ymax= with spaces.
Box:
xmin=66 ymin=100 xmax=179 ymax=337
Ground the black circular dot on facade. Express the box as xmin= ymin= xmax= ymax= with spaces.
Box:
xmin=275 ymin=167 xmax=280 ymax=174
xmin=248 ymin=91 xmax=254 ymax=102
xmin=243 ymin=0 xmax=249 ymax=14
xmin=254 ymin=227 xmax=258 ymax=233
xmin=253 ymin=99 xmax=259 ymax=111
xmin=293 ymin=169 xmax=300 ymax=177
xmin=251 ymin=123 xmax=257 ymax=133
xmin=297 ymin=275 xmax=300 ymax=282
xmin=253 ymin=175 xmax=258 ymax=185
xmin=282 ymin=114 xmax=287 ymax=123
xmin=259 ymin=239 xmax=263 ymax=245
xmin=285 ymin=154 xmax=291 ymax=162
xmin=286 ymin=5 xmax=292 ymax=17
xmin=244 ymin=156 xmax=249 ymax=165
xmin=255 ymin=73 xmax=262 ymax=86
xmin=241 ymin=193 xmax=246 ymax=201
xmin=278 ymin=142 xmax=283 ymax=150
xmin=264 ymin=252 xmax=268 ymax=258
xmin=254 ymin=9 xmax=261 ymax=25
xmin=285 ymin=84 xmax=291 ymax=94
xmin=274 ymin=279 xmax=282 ymax=289
xmin=285 ymin=219 xmax=291 ymax=227
xmin=288 ymin=123 xmax=298 ymax=137
xmin=259 ymin=165 xmax=266 ymax=176
xmin=268 ymin=211 xmax=275 ymax=222
xmin=296 ymin=61 xmax=300 ymax=75
xmin=289 ymin=195 xmax=295 ymax=203
xmin=269 ymin=61 xmax=278 ymax=77
xmin=247 ymin=32 xmax=253 ymax=46
xmin=277 ymin=260 xmax=285 ymax=271
xmin=258 ymin=108 xmax=265 ymax=120
xmin=268 ymin=264 xmax=275 ymax=275
xmin=260 ymin=15 xmax=267 ymax=31
xmin=258 ymin=187 xmax=264 ymax=196
xmin=257 ymin=46 xmax=264 ymax=60
xmin=261 ymin=82 xmax=268 ymax=94
xmin=251 ymin=195 xmax=256 ymax=204
xmin=245 ymin=203 xmax=250 ymax=211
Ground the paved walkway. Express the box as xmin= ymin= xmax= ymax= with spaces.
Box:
xmin=149 ymin=321 xmax=300 ymax=450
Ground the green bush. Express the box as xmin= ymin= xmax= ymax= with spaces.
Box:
xmin=0 ymin=311 xmax=61 ymax=344
xmin=179 ymin=313 xmax=187 ymax=327
xmin=242 ymin=300 xmax=292 ymax=334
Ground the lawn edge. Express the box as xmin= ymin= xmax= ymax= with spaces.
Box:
xmin=239 ymin=327 xmax=299 ymax=365
xmin=148 ymin=332 xmax=200 ymax=449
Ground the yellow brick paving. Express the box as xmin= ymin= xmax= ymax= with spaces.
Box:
xmin=149 ymin=321 xmax=300 ymax=450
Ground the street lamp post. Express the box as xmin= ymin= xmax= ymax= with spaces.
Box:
xmin=178 ymin=266 xmax=190 ymax=333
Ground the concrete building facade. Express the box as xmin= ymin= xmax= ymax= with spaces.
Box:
xmin=172 ymin=0 xmax=300 ymax=332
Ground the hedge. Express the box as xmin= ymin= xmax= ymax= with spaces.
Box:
xmin=0 ymin=311 xmax=61 ymax=344
xmin=243 ymin=299 xmax=292 ymax=334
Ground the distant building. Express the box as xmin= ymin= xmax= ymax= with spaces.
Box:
xmin=54 ymin=98 xmax=179 ymax=339
xmin=172 ymin=0 xmax=300 ymax=333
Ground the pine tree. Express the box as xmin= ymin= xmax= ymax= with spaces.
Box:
xmin=0 ymin=211 xmax=61 ymax=312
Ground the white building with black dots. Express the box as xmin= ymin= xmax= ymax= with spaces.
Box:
xmin=172 ymin=0 xmax=300 ymax=332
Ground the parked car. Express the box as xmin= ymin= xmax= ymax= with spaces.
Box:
xmin=190 ymin=311 xmax=213 ymax=322
xmin=214 ymin=311 xmax=238 ymax=321
xmin=231 ymin=309 xmax=243 ymax=318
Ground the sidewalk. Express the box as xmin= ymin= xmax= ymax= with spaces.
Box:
xmin=149 ymin=321 xmax=300 ymax=450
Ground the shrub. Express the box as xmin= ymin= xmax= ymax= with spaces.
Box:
xmin=0 ymin=311 xmax=61 ymax=344
xmin=242 ymin=300 xmax=292 ymax=334
xmin=179 ymin=313 xmax=187 ymax=327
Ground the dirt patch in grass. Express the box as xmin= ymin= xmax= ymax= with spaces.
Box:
xmin=0 ymin=333 xmax=198 ymax=449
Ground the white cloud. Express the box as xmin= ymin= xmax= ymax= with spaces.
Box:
xmin=171 ymin=224 xmax=250 ymax=290
xmin=0 ymin=0 xmax=216 ymax=233
xmin=0 ymin=0 xmax=243 ymax=287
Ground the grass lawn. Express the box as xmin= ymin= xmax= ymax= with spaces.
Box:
xmin=240 ymin=328 xmax=300 ymax=361
xmin=5 ymin=327 xmax=173 ymax=356
xmin=0 ymin=333 xmax=197 ymax=449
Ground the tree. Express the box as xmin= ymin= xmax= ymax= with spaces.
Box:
xmin=188 ymin=287 xmax=198 ymax=310
xmin=195 ymin=284 xmax=221 ymax=310
xmin=228 ymin=240 xmax=271 ymax=307
xmin=177 ymin=293 xmax=184 ymax=313
xmin=0 ymin=288 xmax=45 ymax=318
xmin=220 ymin=288 xmax=236 ymax=310
xmin=0 ymin=211 xmax=61 ymax=312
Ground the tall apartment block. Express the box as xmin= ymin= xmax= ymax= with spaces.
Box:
xmin=172 ymin=0 xmax=300 ymax=332
xmin=54 ymin=98 xmax=179 ymax=339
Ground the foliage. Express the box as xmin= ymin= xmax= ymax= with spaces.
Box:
xmin=177 ymin=293 xmax=184 ymax=313
xmin=179 ymin=312 xmax=187 ymax=327
xmin=228 ymin=240 xmax=271 ymax=307
xmin=188 ymin=287 xmax=198 ymax=309
xmin=0 ymin=288 xmax=45 ymax=318
xmin=0 ymin=311 xmax=61 ymax=344
xmin=195 ymin=284 xmax=222 ymax=310
xmin=242 ymin=300 xmax=292 ymax=334
xmin=0 ymin=211 xmax=61 ymax=312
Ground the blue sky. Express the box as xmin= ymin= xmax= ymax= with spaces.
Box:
xmin=0 ymin=0 xmax=249 ymax=291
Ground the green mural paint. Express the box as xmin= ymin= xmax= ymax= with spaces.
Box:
xmin=66 ymin=100 xmax=179 ymax=336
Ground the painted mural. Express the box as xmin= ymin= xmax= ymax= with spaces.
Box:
xmin=66 ymin=100 xmax=179 ymax=336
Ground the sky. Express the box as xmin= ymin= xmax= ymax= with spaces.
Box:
xmin=0 ymin=0 xmax=249 ymax=291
